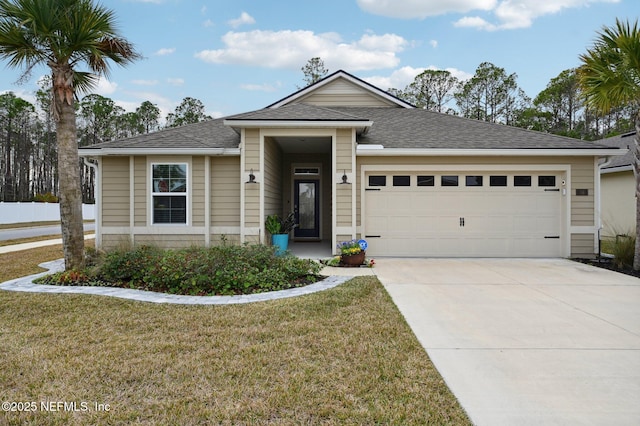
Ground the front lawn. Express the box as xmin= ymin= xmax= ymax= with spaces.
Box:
xmin=0 ymin=275 xmax=470 ymax=425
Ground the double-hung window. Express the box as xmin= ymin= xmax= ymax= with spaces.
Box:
xmin=152 ymin=163 xmax=187 ymax=224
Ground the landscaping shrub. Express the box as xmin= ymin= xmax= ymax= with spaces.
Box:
xmin=36 ymin=269 xmax=93 ymax=286
xmin=98 ymin=245 xmax=163 ymax=284
xmin=611 ymin=235 xmax=636 ymax=269
xmin=88 ymin=244 xmax=322 ymax=295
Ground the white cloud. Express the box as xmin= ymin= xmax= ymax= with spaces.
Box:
xmin=195 ymin=30 xmax=407 ymax=71
xmin=113 ymin=100 xmax=140 ymax=113
xmin=203 ymin=19 xmax=214 ymax=28
xmin=228 ymin=12 xmax=256 ymax=28
xmin=364 ymin=65 xmax=473 ymax=90
xmin=240 ymin=82 xmax=279 ymax=92
xmin=166 ymin=78 xmax=184 ymax=86
xmin=357 ymin=0 xmax=496 ymax=18
xmin=207 ymin=110 xmax=225 ymax=119
xmin=453 ymin=16 xmax=497 ymax=31
xmin=155 ymin=48 xmax=175 ymax=56
xmin=358 ymin=0 xmax=620 ymax=30
xmin=429 ymin=39 xmax=438 ymax=48
xmin=132 ymin=79 xmax=159 ymax=86
xmin=94 ymin=77 xmax=118 ymax=95
xmin=127 ymin=91 xmax=173 ymax=118
xmin=1 ymin=88 xmax=36 ymax=106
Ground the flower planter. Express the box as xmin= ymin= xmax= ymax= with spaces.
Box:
xmin=271 ymin=234 xmax=289 ymax=256
xmin=340 ymin=251 xmax=366 ymax=267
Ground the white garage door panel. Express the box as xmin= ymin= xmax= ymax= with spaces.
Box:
xmin=364 ymin=172 xmax=563 ymax=257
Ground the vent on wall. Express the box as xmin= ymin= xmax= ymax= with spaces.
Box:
xmin=294 ymin=167 xmax=319 ymax=175
xmin=576 ymin=189 xmax=589 ymax=196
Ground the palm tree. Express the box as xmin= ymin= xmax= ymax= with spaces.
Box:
xmin=579 ymin=18 xmax=640 ymax=270
xmin=0 ymin=0 xmax=140 ymax=269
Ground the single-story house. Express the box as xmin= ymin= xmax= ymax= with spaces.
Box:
xmin=597 ymin=131 xmax=637 ymax=238
xmin=78 ymin=70 xmax=624 ymax=258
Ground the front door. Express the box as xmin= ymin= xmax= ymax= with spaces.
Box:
xmin=294 ymin=180 xmax=320 ymax=239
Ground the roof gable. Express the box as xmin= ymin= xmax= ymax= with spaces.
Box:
xmin=266 ymin=70 xmax=414 ymax=109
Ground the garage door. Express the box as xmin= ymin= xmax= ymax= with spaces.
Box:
xmin=363 ymin=172 xmax=564 ymax=257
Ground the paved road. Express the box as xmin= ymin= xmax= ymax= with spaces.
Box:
xmin=0 ymin=223 xmax=95 ymax=241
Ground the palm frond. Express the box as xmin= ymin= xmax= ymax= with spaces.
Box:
xmin=0 ymin=0 xmax=140 ymax=92
xmin=579 ymin=18 xmax=640 ymax=114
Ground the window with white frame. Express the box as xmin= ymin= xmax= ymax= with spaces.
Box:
xmin=151 ymin=163 xmax=187 ymax=224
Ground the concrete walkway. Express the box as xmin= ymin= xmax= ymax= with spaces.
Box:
xmin=0 ymin=234 xmax=95 ymax=254
xmin=375 ymin=258 xmax=640 ymax=426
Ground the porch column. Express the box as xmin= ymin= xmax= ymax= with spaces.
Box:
xmin=241 ymin=128 xmax=262 ymax=244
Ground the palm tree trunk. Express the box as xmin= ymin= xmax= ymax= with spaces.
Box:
xmin=634 ymin=113 xmax=640 ymax=270
xmin=54 ymin=71 xmax=85 ymax=270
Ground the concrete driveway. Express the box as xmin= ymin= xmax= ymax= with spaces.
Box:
xmin=374 ymin=258 xmax=640 ymax=426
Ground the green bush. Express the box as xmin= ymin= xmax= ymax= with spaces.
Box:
xmin=32 ymin=192 xmax=59 ymax=202
xmin=611 ymin=235 xmax=636 ymax=269
xmin=91 ymin=244 xmax=322 ymax=296
xmin=98 ymin=245 xmax=163 ymax=284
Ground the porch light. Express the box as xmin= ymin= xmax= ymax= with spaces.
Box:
xmin=340 ymin=170 xmax=351 ymax=184
xmin=246 ymin=169 xmax=257 ymax=184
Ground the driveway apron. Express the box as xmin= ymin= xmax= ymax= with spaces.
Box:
xmin=375 ymin=258 xmax=640 ymax=426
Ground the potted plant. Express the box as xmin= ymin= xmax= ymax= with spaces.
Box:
xmin=265 ymin=213 xmax=297 ymax=255
xmin=337 ymin=239 xmax=366 ymax=267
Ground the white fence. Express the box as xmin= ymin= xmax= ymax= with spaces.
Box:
xmin=0 ymin=202 xmax=96 ymax=224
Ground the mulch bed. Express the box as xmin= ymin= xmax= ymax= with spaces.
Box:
xmin=573 ymin=257 xmax=640 ymax=279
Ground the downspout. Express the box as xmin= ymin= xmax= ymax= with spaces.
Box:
xmin=82 ymin=157 xmax=100 ymax=248
xmin=596 ymin=155 xmax=615 ymax=258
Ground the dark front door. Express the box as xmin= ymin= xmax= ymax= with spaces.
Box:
xmin=294 ymin=179 xmax=320 ymax=239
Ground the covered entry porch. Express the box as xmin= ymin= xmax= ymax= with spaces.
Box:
xmin=288 ymin=240 xmax=333 ymax=259
xmin=242 ymin=127 xmax=357 ymax=253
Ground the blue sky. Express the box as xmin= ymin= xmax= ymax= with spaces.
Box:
xmin=0 ymin=0 xmax=636 ymax=121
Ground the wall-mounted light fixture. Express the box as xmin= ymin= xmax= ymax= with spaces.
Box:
xmin=246 ymin=168 xmax=257 ymax=184
xmin=340 ymin=169 xmax=351 ymax=184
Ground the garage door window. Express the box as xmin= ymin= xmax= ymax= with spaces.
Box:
xmin=441 ymin=175 xmax=459 ymax=186
xmin=393 ymin=175 xmax=411 ymax=186
xmin=466 ymin=176 xmax=483 ymax=186
xmin=538 ymin=176 xmax=556 ymax=187
xmin=417 ymin=175 xmax=435 ymax=186
xmin=514 ymin=176 xmax=532 ymax=187
xmin=490 ymin=175 xmax=507 ymax=186
xmin=368 ymin=176 xmax=386 ymax=186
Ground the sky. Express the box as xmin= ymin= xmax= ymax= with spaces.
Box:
xmin=0 ymin=0 xmax=637 ymax=121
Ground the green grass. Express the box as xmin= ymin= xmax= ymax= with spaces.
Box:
xmin=1 ymin=244 xmax=471 ymax=424
xmin=0 ymin=275 xmax=470 ymax=425
xmin=0 ymin=244 xmax=67 ymax=281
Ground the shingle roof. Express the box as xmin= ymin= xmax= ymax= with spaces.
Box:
xmin=79 ymin=104 xmax=619 ymax=152
xmin=80 ymin=118 xmax=239 ymax=150
xmin=332 ymin=107 xmax=612 ymax=150
xmin=226 ymin=103 xmax=370 ymax=122
xmin=594 ymin=131 xmax=636 ymax=169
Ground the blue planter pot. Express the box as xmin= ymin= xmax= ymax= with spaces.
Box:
xmin=271 ymin=234 xmax=289 ymax=256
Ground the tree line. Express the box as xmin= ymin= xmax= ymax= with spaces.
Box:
xmin=1 ymin=60 xmax=635 ymax=204
xmin=302 ymin=57 xmax=634 ymax=139
xmin=0 ymin=76 xmax=212 ymax=202
xmin=387 ymin=63 xmax=634 ymax=140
